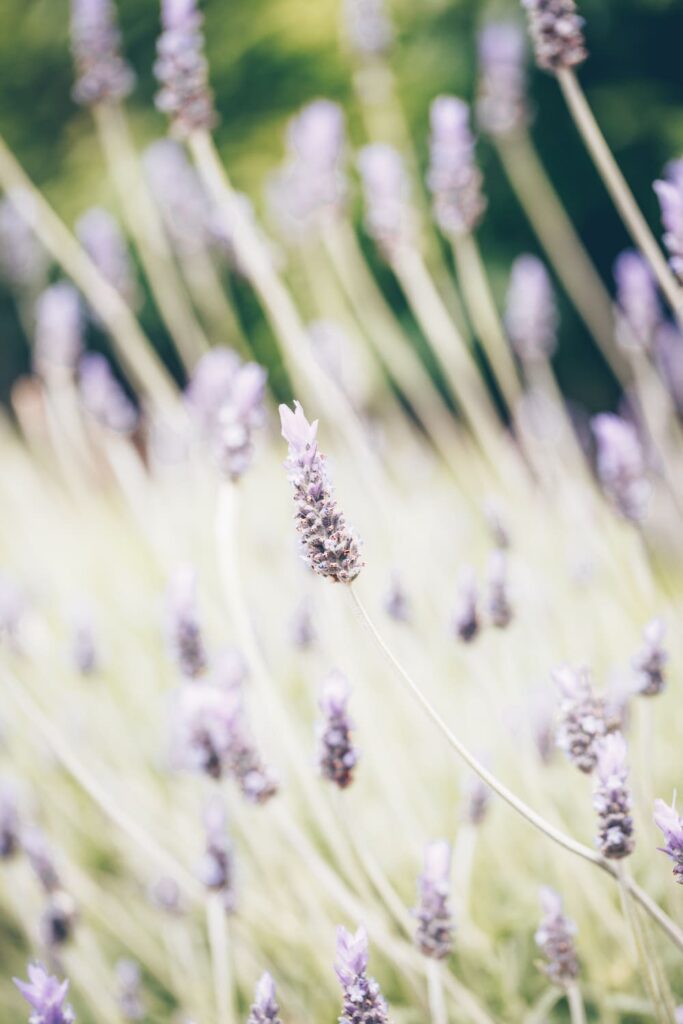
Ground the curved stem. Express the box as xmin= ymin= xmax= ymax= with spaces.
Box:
xmin=566 ymin=983 xmax=587 ymax=1024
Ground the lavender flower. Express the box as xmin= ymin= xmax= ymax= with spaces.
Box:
xmin=414 ymin=841 xmax=453 ymax=960
xmin=554 ymin=665 xmax=618 ymax=774
xmin=165 ymin=565 xmax=207 ymax=679
xmin=477 ymin=22 xmax=529 ymax=138
xmin=521 ymin=0 xmax=587 ymax=73
xmin=69 ymin=603 xmax=99 ymax=676
xmin=280 ymin=402 xmax=363 ymax=584
xmin=593 ymin=733 xmax=634 ymax=859
xmin=383 ymin=573 xmax=411 ymax=624
xmin=14 ymin=963 xmax=75 ymax=1024
xmin=0 ymin=784 xmax=20 ymax=858
xmin=483 ymin=498 xmax=511 ymax=550
xmin=289 ymin=596 xmax=317 ymax=650
xmin=76 ymin=208 xmax=139 ymax=309
xmin=486 ymin=551 xmax=513 ymax=629
xmin=592 ymin=413 xmax=650 ymax=523
xmin=613 ymin=250 xmax=661 ymax=352
xmin=632 ymin=618 xmax=667 ymax=697
xmin=534 ymin=887 xmax=579 ymax=987
xmin=342 ymin=0 xmax=393 ymax=58
xmin=654 ymin=798 xmax=683 ymax=885
xmin=196 ymin=799 xmax=235 ymax=912
xmin=34 ymin=283 xmax=83 ymax=374
xmin=247 ymin=973 xmax=282 ymax=1024
xmin=0 ymin=193 xmax=48 ymax=290
xmin=41 ymin=891 xmax=79 ymax=950
xmin=452 ymin=567 xmax=480 ymax=643
xmin=70 ymin=0 xmax=135 ymax=107
xmin=143 ymin=140 xmax=213 ymax=256
xmin=655 ymin=322 xmax=683 ymax=413
xmin=504 ymin=255 xmax=558 ymax=363
xmin=427 ymin=96 xmax=486 ymax=238
xmin=79 ymin=353 xmax=138 ymax=434
xmin=22 ymin=827 xmax=61 ymax=894
xmin=317 ymin=670 xmax=358 ymax=789
xmin=154 ymin=0 xmax=216 ymax=137
xmin=335 ymin=926 xmax=391 ymax=1024
xmin=462 ymin=775 xmax=491 ymax=827
xmin=148 ymin=875 xmax=183 ymax=914
xmin=654 ymin=161 xmax=683 ymax=281
xmin=115 ymin=960 xmax=144 ymax=1022
xmin=357 ymin=144 xmax=415 ymax=259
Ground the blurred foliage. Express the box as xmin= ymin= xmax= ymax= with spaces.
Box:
xmin=1 ymin=0 xmax=683 ymax=409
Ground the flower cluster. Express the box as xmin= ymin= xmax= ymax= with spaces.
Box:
xmin=357 ymin=144 xmax=415 ymax=259
xmin=69 ymin=603 xmax=100 ymax=676
xmin=76 ymin=208 xmax=139 ymax=310
xmin=317 ymin=670 xmax=358 ymax=789
xmin=613 ymin=250 xmax=661 ymax=352
xmin=592 ymin=733 xmax=635 ymax=860
xmin=554 ymin=665 xmax=618 ymax=773
xmin=247 ymin=973 xmax=283 ymax=1024
xmin=521 ymin=0 xmax=587 ymax=73
xmin=591 ymin=413 xmax=650 ymax=523
xmin=504 ymin=254 xmax=558 ymax=363
xmin=477 ymin=22 xmax=528 ymax=138
xmin=143 ymin=140 xmax=214 ymax=257
xmin=414 ymin=840 xmax=453 ymax=960
xmin=70 ymin=0 xmax=135 ymax=107
xmin=0 ymin=785 xmax=20 ymax=859
xmin=654 ymin=161 xmax=683 ymax=282
xmin=23 ymin=828 xmax=78 ymax=949
xmin=196 ymin=799 xmax=236 ymax=912
xmin=632 ymin=618 xmax=667 ymax=697
xmin=342 ymin=0 xmax=393 ymax=58
xmin=654 ymin=799 xmax=683 ymax=885
xmin=0 ymin=193 xmax=48 ymax=290
xmin=79 ymin=354 xmax=138 ymax=435
xmin=14 ymin=963 xmax=76 ymax=1024
xmin=383 ymin=573 xmax=411 ymax=624
xmin=34 ymin=283 xmax=83 ymax=374
xmin=427 ymin=96 xmax=486 ymax=237
xmin=280 ymin=402 xmax=363 ymax=584
xmin=165 ymin=565 xmax=207 ymax=679
xmin=534 ymin=887 xmax=579 ymax=987
xmin=463 ymin=775 xmax=492 ymax=827
xmin=154 ymin=0 xmax=217 ymax=137
xmin=335 ymin=926 xmax=391 ymax=1024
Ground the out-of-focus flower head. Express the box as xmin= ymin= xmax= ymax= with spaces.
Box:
xmin=247 ymin=972 xmax=282 ymax=1024
xmin=165 ymin=564 xmax=207 ymax=680
xmin=14 ymin=963 xmax=75 ymax=1024
xmin=554 ymin=665 xmax=619 ymax=774
xmin=452 ymin=566 xmax=480 ymax=643
xmin=70 ymin=0 xmax=135 ymax=107
xmin=655 ymin=322 xmax=683 ymax=412
xmin=317 ymin=670 xmax=358 ymax=789
xmin=654 ymin=798 xmax=683 ymax=885
xmin=521 ymin=0 xmax=587 ymax=73
xmin=143 ymin=140 xmax=213 ymax=256
xmin=154 ymin=0 xmax=217 ymax=137
xmin=342 ymin=0 xmax=393 ymax=58
xmin=79 ymin=353 xmax=138 ymax=434
xmin=196 ymin=797 xmax=236 ymax=912
xmin=486 ymin=550 xmax=513 ymax=629
xmin=427 ymin=96 xmax=486 ymax=237
xmin=34 ymin=283 xmax=83 ymax=374
xmin=632 ymin=618 xmax=667 ymax=697
xmin=76 ymin=208 xmax=139 ymax=310
xmin=116 ymin=959 xmax=144 ymax=1022
xmin=591 ymin=413 xmax=650 ymax=523
xmin=477 ymin=21 xmax=529 ymax=138
xmin=613 ymin=250 xmax=661 ymax=352
xmin=0 ymin=192 xmax=48 ymax=290
xmin=383 ymin=572 xmax=411 ymax=624
xmin=504 ymin=254 xmax=558 ymax=363
xmin=414 ymin=840 xmax=453 ymax=959
xmin=357 ymin=144 xmax=415 ymax=259
xmin=0 ymin=782 xmax=20 ymax=859
xmin=69 ymin=601 xmax=100 ymax=676
xmin=534 ymin=887 xmax=579 ymax=986
xmin=654 ymin=160 xmax=683 ymax=282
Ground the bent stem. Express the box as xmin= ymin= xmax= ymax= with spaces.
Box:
xmin=556 ymin=69 xmax=683 ymax=319
xmin=206 ymin=894 xmax=236 ymax=1024
xmin=346 ymin=585 xmax=683 ymax=954
xmin=426 ymin=958 xmax=448 ymax=1024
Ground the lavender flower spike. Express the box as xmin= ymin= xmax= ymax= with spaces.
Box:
xmin=280 ymin=401 xmax=363 ymax=584
xmin=79 ymin=353 xmax=138 ymax=434
xmin=427 ymin=97 xmax=486 ymax=237
xmin=592 ymin=413 xmax=650 ymax=523
xmin=0 ymin=785 xmax=20 ymax=858
xmin=654 ymin=798 xmax=683 ymax=885
xmin=154 ymin=0 xmax=217 ymax=138
xmin=613 ymin=250 xmax=661 ymax=352
xmin=593 ymin=733 xmax=635 ymax=859
xmin=633 ymin=618 xmax=667 ymax=697
xmin=357 ymin=144 xmax=415 ymax=260
xmin=554 ymin=665 xmax=618 ymax=774
xmin=504 ymin=255 xmax=558 ymax=363
xmin=34 ymin=283 xmax=83 ymax=375
xmin=452 ymin=567 xmax=480 ymax=643
xmin=342 ymin=0 xmax=393 ymax=58
xmin=14 ymin=963 xmax=76 ymax=1024
xmin=335 ymin=926 xmax=391 ymax=1024
xmin=166 ymin=565 xmax=207 ymax=679
xmin=247 ymin=973 xmax=282 ymax=1024
xmin=196 ymin=798 xmax=235 ymax=912
xmin=521 ymin=0 xmax=587 ymax=74
xmin=477 ymin=22 xmax=528 ymax=139
xmin=414 ymin=840 xmax=454 ymax=960
xmin=486 ymin=550 xmax=513 ymax=629
xmin=534 ymin=887 xmax=579 ymax=987
xmin=317 ymin=670 xmax=358 ymax=789
xmin=0 ymin=193 xmax=48 ymax=290
xmin=76 ymin=208 xmax=139 ymax=310
xmin=116 ymin=959 xmax=144 ymax=1022
xmin=654 ymin=161 xmax=683 ymax=282
xmin=70 ymin=0 xmax=135 ymax=107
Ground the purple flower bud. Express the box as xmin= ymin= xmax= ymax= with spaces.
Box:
xmin=357 ymin=144 xmax=415 ymax=259
xmin=335 ymin=926 xmax=391 ymax=1024
xmin=414 ymin=840 xmax=453 ymax=959
xmin=534 ymin=887 xmax=579 ymax=986
xmin=280 ymin=401 xmax=363 ymax=584
xmin=591 ymin=413 xmax=650 ymax=523
xmin=554 ymin=665 xmax=619 ymax=774
xmin=196 ymin=798 xmax=235 ymax=912
xmin=14 ymin=963 xmax=76 ymax=1024
xmin=505 ymin=255 xmax=558 ymax=362
xmin=613 ymin=250 xmax=661 ymax=352
xmin=76 ymin=208 xmax=139 ymax=310
xmin=632 ymin=618 xmax=667 ymax=697
xmin=383 ymin=573 xmax=411 ymax=624
xmin=0 ymin=193 xmax=48 ymax=290
xmin=70 ymin=0 xmax=135 ymax=106
xmin=165 ymin=565 xmax=207 ymax=679
xmin=427 ymin=96 xmax=486 ymax=237
xmin=154 ymin=0 xmax=217 ymax=138
xmin=317 ymin=670 xmax=358 ymax=789
xmin=477 ymin=22 xmax=529 ymax=138
xmin=34 ymin=283 xmax=83 ymax=373
xmin=521 ymin=0 xmax=587 ymax=74
xmin=654 ymin=798 xmax=683 ymax=885
xmin=79 ymin=353 xmax=138 ymax=434
xmin=654 ymin=161 xmax=683 ymax=282
xmin=486 ymin=550 xmax=513 ymax=629
xmin=593 ymin=733 xmax=634 ymax=859
xmin=116 ymin=960 xmax=144 ymax=1022
xmin=452 ymin=567 xmax=480 ymax=643
xmin=247 ymin=973 xmax=282 ymax=1024
xmin=342 ymin=0 xmax=393 ymax=57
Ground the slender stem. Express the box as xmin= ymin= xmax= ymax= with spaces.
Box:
xmin=0 ymin=133 xmax=178 ymax=413
xmin=206 ymin=894 xmax=235 ymax=1024
xmin=426 ymin=959 xmax=448 ymax=1024
xmin=616 ymin=863 xmax=675 ymax=1024
xmin=556 ymin=69 xmax=682 ymax=317
xmin=347 ymin=585 xmax=683 ymax=954
xmin=566 ymin=983 xmax=587 ymax=1024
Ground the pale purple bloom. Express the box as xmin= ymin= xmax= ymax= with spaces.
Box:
xmin=342 ymin=0 xmax=393 ymax=57
xmin=147 ymin=876 xmax=183 ymax=914
xmin=317 ymin=670 xmax=358 ymax=789
xmin=335 ymin=926 xmax=391 ymax=1024
xmin=534 ymin=887 xmax=579 ymax=986
xmin=70 ymin=0 xmax=135 ymax=106
xmin=280 ymin=401 xmax=363 ymax=584
xmin=154 ymin=0 xmax=216 ymax=137
xmin=452 ymin=567 xmax=480 ymax=643
xmin=654 ymin=798 xmax=683 ymax=884
xmin=115 ymin=960 xmax=144 ymax=1022
xmin=0 ymin=193 xmax=48 ymax=289
xmin=554 ymin=665 xmax=618 ymax=774
xmin=592 ymin=413 xmax=650 ymax=523
xmin=505 ymin=255 xmax=558 ymax=362
xmin=76 ymin=208 xmax=139 ymax=309
xmin=486 ymin=550 xmax=513 ymax=629
xmin=34 ymin=283 xmax=83 ymax=373
xmin=593 ymin=733 xmax=634 ymax=859
xmin=357 ymin=144 xmax=415 ymax=258
xmin=79 ymin=353 xmax=138 ymax=434
xmin=166 ymin=565 xmax=207 ymax=679
xmin=632 ymin=618 xmax=667 ymax=697
xmin=289 ymin=596 xmax=317 ymax=650
xmin=521 ymin=0 xmax=587 ymax=73
xmin=196 ymin=798 xmax=235 ymax=912
xmin=14 ymin=963 xmax=75 ymax=1024
xmin=414 ymin=840 xmax=453 ymax=960
xmin=614 ymin=250 xmax=661 ymax=351
xmin=383 ymin=573 xmax=411 ymax=624
xmin=185 ymin=347 xmax=241 ymax=432
xmin=143 ymin=140 xmax=213 ymax=256
xmin=477 ymin=22 xmax=528 ymax=138
xmin=654 ymin=160 xmax=683 ymax=281
xmin=427 ymin=96 xmax=486 ymax=237
xmin=655 ymin=322 xmax=683 ymax=412
xmin=248 ymin=973 xmax=282 ymax=1024
xmin=462 ymin=775 xmax=491 ymax=826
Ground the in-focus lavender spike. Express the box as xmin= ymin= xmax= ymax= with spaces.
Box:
xmin=317 ymin=670 xmax=358 ymax=790
xmin=196 ymin=798 xmax=236 ymax=912
xmin=414 ymin=841 xmax=453 ymax=960
xmin=79 ymin=353 xmax=139 ymax=435
xmin=280 ymin=402 xmax=363 ymax=584
xmin=452 ymin=567 xmax=480 ymax=643
xmin=247 ymin=972 xmax=282 ymax=1024
xmin=70 ymin=0 xmax=135 ymax=107
xmin=654 ymin=161 xmax=683 ymax=282
xmin=613 ymin=250 xmax=661 ymax=352
xmin=165 ymin=565 xmax=207 ymax=679
xmin=14 ymin=963 xmax=76 ymax=1024
xmin=477 ymin=22 xmax=529 ymax=138
xmin=335 ymin=926 xmax=392 ymax=1024
xmin=534 ymin=887 xmax=580 ymax=987
xmin=427 ymin=96 xmax=486 ymax=237
xmin=654 ymin=798 xmax=683 ymax=885
xmin=554 ymin=665 xmax=618 ymax=774
xmin=76 ymin=208 xmax=139 ymax=310
xmin=116 ymin=959 xmax=144 ymax=1022
xmin=591 ymin=413 xmax=650 ymax=523
xmin=521 ymin=0 xmax=587 ymax=73
xmin=504 ymin=254 xmax=558 ymax=363
xmin=342 ymin=0 xmax=393 ymax=58
xmin=593 ymin=733 xmax=634 ymax=859
xmin=357 ymin=144 xmax=415 ymax=260
xmin=34 ymin=283 xmax=83 ymax=375
xmin=632 ymin=618 xmax=667 ymax=697
xmin=154 ymin=0 xmax=217 ymax=137
xmin=486 ymin=550 xmax=513 ymax=629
